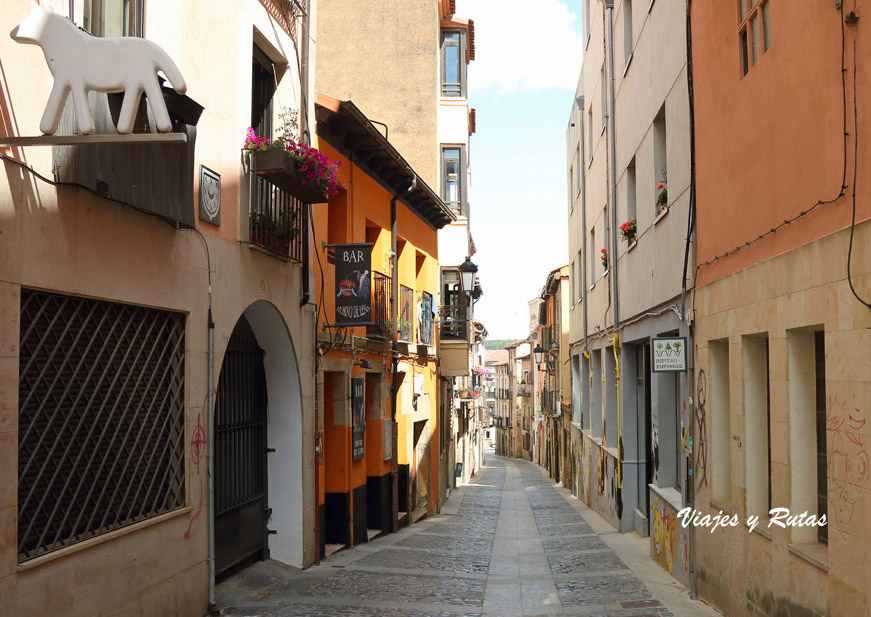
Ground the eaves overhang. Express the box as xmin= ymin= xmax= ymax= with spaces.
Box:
xmin=315 ymin=95 xmax=456 ymax=230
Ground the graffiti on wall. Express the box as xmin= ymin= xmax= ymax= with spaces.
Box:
xmin=695 ymin=369 xmax=708 ymax=488
xmin=827 ymin=394 xmax=869 ymax=488
xmin=184 ymin=391 xmax=214 ymax=540
xmin=590 ymin=443 xmax=618 ymax=525
xmin=651 ymin=494 xmax=689 ymax=574
xmin=651 ymin=415 xmax=660 ymax=487
xmin=580 ymin=437 xmax=592 ymax=507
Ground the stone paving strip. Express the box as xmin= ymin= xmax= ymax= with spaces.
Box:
xmin=216 ymin=453 xmax=723 ymax=617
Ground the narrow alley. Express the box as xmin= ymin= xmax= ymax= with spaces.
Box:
xmin=217 ymin=451 xmax=721 ymax=617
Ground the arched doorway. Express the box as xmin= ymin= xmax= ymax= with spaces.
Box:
xmin=214 ymin=302 xmax=303 ymax=578
xmin=215 ymin=315 xmax=268 ymax=576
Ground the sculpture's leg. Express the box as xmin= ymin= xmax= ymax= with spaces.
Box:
xmin=39 ymin=81 xmax=70 ymax=135
xmin=143 ymin=78 xmax=172 ymax=133
xmin=116 ymin=86 xmax=142 ymax=134
xmin=71 ymin=85 xmax=95 ymax=135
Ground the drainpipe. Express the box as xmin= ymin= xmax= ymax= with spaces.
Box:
xmin=684 ymin=0 xmax=698 ymax=599
xmin=299 ymin=2 xmax=312 ymax=307
xmin=390 ymin=172 xmax=417 ymax=532
xmin=605 ymin=0 xmax=623 ymax=494
xmin=206 ymin=307 xmax=217 ymax=615
xmin=300 ymin=0 xmax=311 ymax=147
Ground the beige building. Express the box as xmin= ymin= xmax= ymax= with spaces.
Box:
xmin=568 ymin=0 xmax=693 ymax=587
xmin=536 ymin=266 xmax=571 ymax=488
xmin=1 ymin=1 xmax=320 ymax=615
xmin=690 ymin=2 xmax=871 ymax=616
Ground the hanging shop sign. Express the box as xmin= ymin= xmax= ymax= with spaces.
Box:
xmin=651 ymin=337 xmax=688 ymax=373
xmin=352 ymin=377 xmax=365 ymax=461
xmin=333 ymin=243 xmax=373 ymax=326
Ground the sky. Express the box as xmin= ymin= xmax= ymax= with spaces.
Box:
xmin=466 ymin=0 xmax=583 ymax=340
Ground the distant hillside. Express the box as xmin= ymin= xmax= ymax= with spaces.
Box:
xmin=484 ymin=338 xmax=517 ymax=350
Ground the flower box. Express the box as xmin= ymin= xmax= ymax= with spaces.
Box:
xmin=254 ymin=149 xmax=328 ymax=204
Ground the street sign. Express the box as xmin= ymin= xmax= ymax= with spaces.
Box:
xmin=652 ymin=337 xmax=688 ymax=373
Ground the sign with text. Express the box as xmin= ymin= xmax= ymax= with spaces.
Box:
xmin=352 ymin=377 xmax=365 ymax=461
xmin=652 ymin=337 xmax=688 ymax=373
xmin=334 ymin=244 xmax=373 ymax=326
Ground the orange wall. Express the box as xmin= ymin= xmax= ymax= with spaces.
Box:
xmin=312 ymin=139 xmax=439 ymax=339
xmin=314 ymin=136 xmax=442 ymax=515
xmin=692 ymin=1 xmax=871 ymax=287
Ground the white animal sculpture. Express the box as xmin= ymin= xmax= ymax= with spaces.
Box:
xmin=11 ymin=2 xmax=187 ymax=135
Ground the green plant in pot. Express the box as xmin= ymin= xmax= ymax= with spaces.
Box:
xmin=274 ymin=209 xmax=300 ymax=252
xmin=249 ymin=211 xmax=271 ymax=246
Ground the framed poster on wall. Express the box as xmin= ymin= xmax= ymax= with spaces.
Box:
xmin=352 ymin=377 xmax=365 ymax=460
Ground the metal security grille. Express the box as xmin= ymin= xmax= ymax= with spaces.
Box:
xmin=18 ymin=290 xmax=186 ymax=563
xmin=214 ymin=316 xmax=268 ymax=576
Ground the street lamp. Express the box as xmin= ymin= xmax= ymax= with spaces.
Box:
xmin=533 ymin=344 xmax=545 ymax=365
xmin=458 ymin=257 xmax=478 ymax=296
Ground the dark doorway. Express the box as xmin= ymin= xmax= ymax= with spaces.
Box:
xmin=636 ymin=342 xmax=652 ymax=519
xmin=215 ymin=315 xmax=268 ymax=578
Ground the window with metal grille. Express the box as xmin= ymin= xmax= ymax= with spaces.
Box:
xmin=815 ymin=331 xmax=828 ymax=544
xmin=18 ymin=290 xmax=186 ymax=563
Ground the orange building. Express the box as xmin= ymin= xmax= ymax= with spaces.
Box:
xmin=692 ymin=2 xmax=871 ymax=616
xmin=312 ymin=96 xmax=454 ymax=555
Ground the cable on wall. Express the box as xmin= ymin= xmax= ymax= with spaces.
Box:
xmin=695 ymin=4 xmax=849 ymax=274
xmin=846 ymin=6 xmax=871 ymax=308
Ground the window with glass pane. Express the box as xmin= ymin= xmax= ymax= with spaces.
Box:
xmin=738 ymin=0 xmax=770 ymax=76
xmin=84 ymin=0 xmax=143 ymax=37
xmin=441 ymin=30 xmax=464 ymax=97
xmin=442 ymin=147 xmax=462 ymax=214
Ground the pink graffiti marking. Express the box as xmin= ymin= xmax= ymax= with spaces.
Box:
xmin=184 ymin=390 xmax=215 ymax=540
xmin=191 ymin=412 xmax=207 ymax=474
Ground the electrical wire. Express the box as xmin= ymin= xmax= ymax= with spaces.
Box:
xmin=0 ymin=152 xmax=180 ymax=230
xmin=1 ymin=151 xmax=220 ymax=317
xmin=190 ymin=227 xmax=213 ymax=311
xmin=846 ymin=7 xmax=871 ymax=308
xmin=695 ymin=4 xmax=849 ymax=275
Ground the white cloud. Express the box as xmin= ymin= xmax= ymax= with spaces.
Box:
xmin=468 ymin=0 xmax=583 ymax=94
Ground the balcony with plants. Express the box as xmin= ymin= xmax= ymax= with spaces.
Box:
xmin=243 ymin=117 xmax=342 ymax=259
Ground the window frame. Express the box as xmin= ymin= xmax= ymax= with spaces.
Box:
xmin=441 ymin=28 xmax=467 ymax=97
xmin=441 ymin=145 xmax=465 ymax=217
xmin=83 ymin=0 xmax=144 ymax=37
xmin=623 ymin=0 xmax=634 ymax=71
xmin=738 ymin=0 xmax=771 ymax=77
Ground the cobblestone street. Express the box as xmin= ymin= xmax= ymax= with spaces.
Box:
xmin=217 ymin=452 xmax=723 ymax=617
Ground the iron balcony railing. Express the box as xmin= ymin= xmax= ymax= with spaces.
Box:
xmin=518 ymin=384 xmax=531 ymax=397
xmin=249 ymin=175 xmax=306 ymax=262
xmin=540 ymin=388 xmax=559 ymax=414
xmin=367 ymin=271 xmax=393 ymax=340
xmin=541 ymin=325 xmax=558 ymax=352
xmin=418 ymin=292 xmax=434 ymax=345
xmin=439 ymin=302 xmax=468 ymax=341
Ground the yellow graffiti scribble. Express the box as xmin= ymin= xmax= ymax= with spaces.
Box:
xmin=651 ymin=496 xmax=678 ymax=574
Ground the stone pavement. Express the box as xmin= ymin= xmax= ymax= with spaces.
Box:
xmin=216 ymin=452 xmax=724 ymax=617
